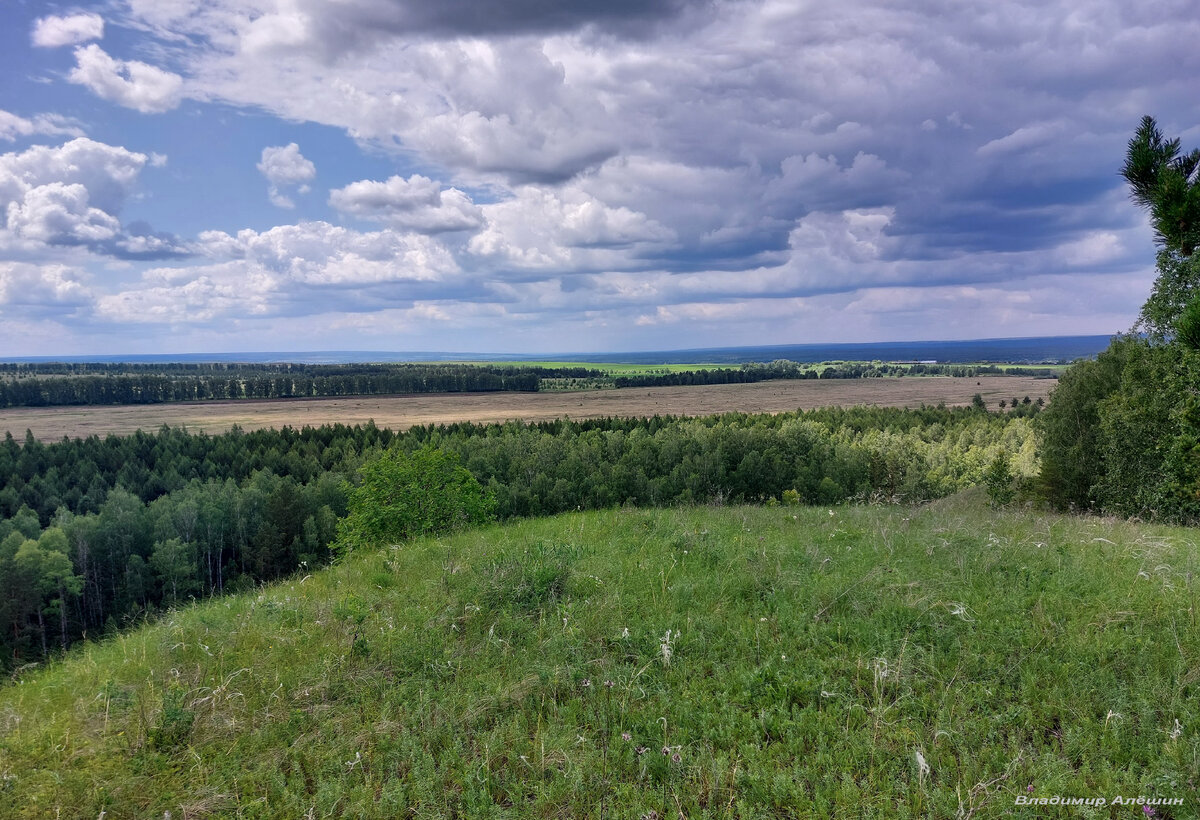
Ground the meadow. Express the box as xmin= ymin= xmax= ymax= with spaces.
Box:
xmin=0 ymin=375 xmax=1053 ymax=443
xmin=0 ymin=497 xmax=1195 ymax=818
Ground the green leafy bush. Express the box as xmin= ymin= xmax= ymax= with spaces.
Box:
xmin=983 ymin=455 xmax=1015 ymax=507
xmin=335 ymin=445 xmax=495 ymax=551
xmin=148 ymin=687 xmax=195 ymax=751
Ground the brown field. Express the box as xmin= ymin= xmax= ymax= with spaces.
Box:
xmin=0 ymin=376 xmax=1055 ymax=442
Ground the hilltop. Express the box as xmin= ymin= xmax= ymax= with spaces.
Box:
xmin=1 ymin=499 xmax=1195 ymax=818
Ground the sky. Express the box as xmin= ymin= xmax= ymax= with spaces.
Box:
xmin=0 ymin=0 xmax=1197 ymax=356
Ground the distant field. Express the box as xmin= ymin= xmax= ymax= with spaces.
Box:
xmin=0 ymin=375 xmax=1054 ymax=442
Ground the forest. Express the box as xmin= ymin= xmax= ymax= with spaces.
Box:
xmin=0 ymin=404 xmax=1038 ymax=670
xmin=0 ymin=363 xmax=567 ymax=407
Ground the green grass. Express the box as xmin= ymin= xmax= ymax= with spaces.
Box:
xmin=1 ymin=497 xmax=1198 ymax=818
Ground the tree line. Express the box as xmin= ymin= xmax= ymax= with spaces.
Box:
xmin=0 ymin=363 xmax=599 ymax=407
xmin=611 ymin=360 xmax=1054 ymax=387
xmin=0 ymin=359 xmax=1054 ymax=408
xmin=0 ymin=404 xmax=1035 ymax=670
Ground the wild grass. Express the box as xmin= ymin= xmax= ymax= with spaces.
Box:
xmin=1 ymin=496 xmax=1197 ymax=818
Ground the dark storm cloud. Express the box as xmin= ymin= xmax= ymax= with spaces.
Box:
xmin=296 ymin=0 xmax=711 ymax=45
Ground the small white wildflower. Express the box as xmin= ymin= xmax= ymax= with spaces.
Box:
xmin=947 ymin=603 xmax=975 ymax=623
xmin=1169 ymin=719 xmax=1183 ymax=740
xmin=660 ymin=629 xmax=675 ymax=666
xmin=915 ymin=749 xmax=930 ymax=784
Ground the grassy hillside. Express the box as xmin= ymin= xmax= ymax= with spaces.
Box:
xmin=1 ymin=499 xmax=1197 ymax=818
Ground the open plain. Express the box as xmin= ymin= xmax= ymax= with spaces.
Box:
xmin=0 ymin=375 xmax=1054 ymax=442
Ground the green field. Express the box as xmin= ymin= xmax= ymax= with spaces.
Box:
xmin=1 ymin=497 xmax=1195 ymax=818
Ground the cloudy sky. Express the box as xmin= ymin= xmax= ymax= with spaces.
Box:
xmin=1 ymin=0 xmax=1197 ymax=356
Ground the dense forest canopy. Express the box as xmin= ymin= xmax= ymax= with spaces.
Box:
xmin=0 ymin=404 xmax=1039 ymax=671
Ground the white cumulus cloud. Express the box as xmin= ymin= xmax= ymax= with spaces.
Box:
xmin=257 ymin=143 xmax=315 ymax=209
xmin=329 ymin=175 xmax=484 ymax=233
xmin=198 ymin=221 xmax=457 ymax=284
xmin=32 ymin=13 xmax=105 ymax=48
xmin=0 ymin=109 xmax=85 ymax=142
xmin=0 ymin=137 xmax=183 ymax=257
xmin=469 ymin=186 xmax=675 ymax=269
xmin=0 ymin=262 xmax=91 ymax=310
xmin=5 ymin=182 xmax=122 ymax=245
xmin=68 ymin=44 xmax=183 ymax=113
xmin=0 ymin=137 xmax=147 ymax=215
xmin=101 ymin=220 xmax=463 ymax=325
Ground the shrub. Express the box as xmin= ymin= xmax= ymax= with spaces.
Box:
xmin=335 ymin=445 xmax=495 ymax=551
xmin=984 ymin=455 xmax=1015 ymax=507
xmin=148 ymin=687 xmax=195 ymax=751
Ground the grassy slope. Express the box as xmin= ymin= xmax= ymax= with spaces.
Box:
xmin=1 ymin=498 xmax=1198 ymax=818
